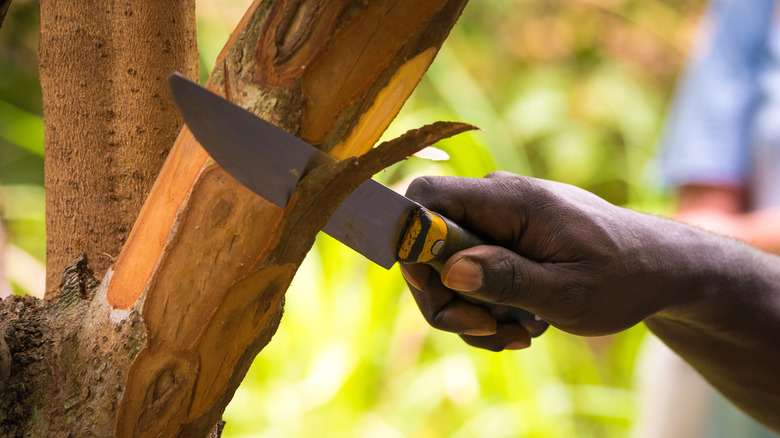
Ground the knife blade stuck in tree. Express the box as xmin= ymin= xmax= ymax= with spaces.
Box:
xmin=168 ymin=72 xmax=536 ymax=325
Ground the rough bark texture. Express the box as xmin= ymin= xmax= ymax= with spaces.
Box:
xmin=8 ymin=0 xmax=470 ymax=436
xmin=0 ymin=255 xmax=146 ymax=436
xmin=39 ymin=0 xmax=198 ymax=298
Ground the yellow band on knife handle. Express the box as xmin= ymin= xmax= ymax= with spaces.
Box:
xmin=397 ymin=208 xmax=447 ymax=264
xmin=397 ymin=208 xmax=483 ymax=271
xmin=396 ymin=207 xmax=540 ymax=326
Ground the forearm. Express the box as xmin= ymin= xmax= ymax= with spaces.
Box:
xmin=644 ymin=225 xmax=780 ymax=430
xmin=400 ymin=174 xmax=780 ymax=428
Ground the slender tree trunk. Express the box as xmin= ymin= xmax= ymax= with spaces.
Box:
xmin=0 ymin=1 xmax=470 ymax=436
xmin=39 ymin=0 xmax=198 ymax=298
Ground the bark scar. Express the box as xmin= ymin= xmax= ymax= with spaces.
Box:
xmin=57 ymin=253 xmax=99 ymax=310
xmin=223 ymin=59 xmax=232 ymax=101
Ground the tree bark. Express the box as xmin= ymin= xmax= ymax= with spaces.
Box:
xmin=0 ymin=0 xmax=10 ymax=30
xmin=39 ymin=0 xmax=198 ymax=298
xmin=2 ymin=1 xmax=470 ymax=436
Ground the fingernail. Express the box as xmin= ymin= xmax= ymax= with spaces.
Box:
xmin=400 ymin=264 xmax=427 ymax=291
xmin=443 ymin=259 xmax=482 ymax=293
xmin=464 ymin=328 xmax=496 ymax=336
xmin=522 ymin=319 xmax=550 ymax=338
xmin=505 ymin=341 xmax=529 ymax=350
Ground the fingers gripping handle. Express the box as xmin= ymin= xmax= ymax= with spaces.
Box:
xmin=396 ymin=208 xmax=478 ymax=270
xmin=397 ymin=208 xmax=537 ymax=325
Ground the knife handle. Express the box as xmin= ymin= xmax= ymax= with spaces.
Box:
xmin=397 ymin=208 xmax=539 ymax=326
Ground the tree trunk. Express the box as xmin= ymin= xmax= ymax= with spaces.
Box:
xmin=39 ymin=0 xmax=198 ymax=298
xmin=1 ymin=1 xmax=469 ymax=436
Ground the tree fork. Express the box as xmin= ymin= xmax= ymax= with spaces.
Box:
xmin=20 ymin=0 xmax=471 ymax=436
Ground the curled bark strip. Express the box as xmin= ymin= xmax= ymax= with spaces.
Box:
xmin=265 ymin=121 xmax=478 ymax=268
xmin=353 ymin=121 xmax=478 ymax=179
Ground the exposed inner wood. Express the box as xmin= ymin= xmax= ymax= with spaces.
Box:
xmin=101 ymin=1 xmax=471 ymax=436
xmin=107 ymin=129 xmax=209 ymax=310
xmin=300 ymin=0 xmax=448 ymax=146
xmin=329 ymin=48 xmax=437 ymax=160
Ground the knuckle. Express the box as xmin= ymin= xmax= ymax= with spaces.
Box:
xmin=490 ymin=257 xmax=528 ymax=306
xmin=429 ymin=310 xmax=447 ymax=330
xmin=421 ymin=305 xmax=448 ymax=330
xmin=405 ymin=176 xmax=439 ymax=203
xmin=491 ymin=176 xmax=539 ymax=211
xmin=484 ymin=170 xmax=512 ymax=179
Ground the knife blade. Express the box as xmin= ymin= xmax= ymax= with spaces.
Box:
xmin=169 ymin=72 xmax=537 ymax=326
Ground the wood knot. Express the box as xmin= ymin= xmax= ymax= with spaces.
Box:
xmin=117 ymin=349 xmax=199 ymax=437
xmin=210 ymin=198 xmax=234 ymax=226
xmin=138 ymin=358 xmax=194 ymax=432
xmin=58 ymin=253 xmax=99 ymax=308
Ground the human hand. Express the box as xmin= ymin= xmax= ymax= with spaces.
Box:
xmin=400 ymin=172 xmax=678 ymax=351
xmin=400 ymin=173 xmax=780 ymax=428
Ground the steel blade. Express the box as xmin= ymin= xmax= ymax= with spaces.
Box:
xmin=169 ymin=72 xmax=330 ymax=208
xmin=169 ymin=73 xmax=416 ymax=269
xmin=323 ymin=179 xmax=418 ymax=269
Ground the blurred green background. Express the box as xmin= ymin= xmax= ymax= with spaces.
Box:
xmin=0 ymin=0 xmax=704 ymax=436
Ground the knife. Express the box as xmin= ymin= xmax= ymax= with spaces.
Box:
xmin=168 ymin=73 xmax=538 ymax=326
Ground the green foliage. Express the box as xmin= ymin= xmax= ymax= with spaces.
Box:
xmin=1 ymin=0 xmax=703 ymax=435
xmin=0 ymin=0 xmax=44 ymax=296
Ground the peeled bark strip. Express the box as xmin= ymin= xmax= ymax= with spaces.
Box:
xmin=263 ymin=121 xmax=478 ymax=269
xmin=39 ymin=0 xmax=198 ymax=298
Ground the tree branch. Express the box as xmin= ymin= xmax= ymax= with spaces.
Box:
xmin=0 ymin=0 xmax=11 ymax=30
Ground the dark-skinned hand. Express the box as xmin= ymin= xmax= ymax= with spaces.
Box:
xmin=400 ymin=172 xmax=683 ymax=352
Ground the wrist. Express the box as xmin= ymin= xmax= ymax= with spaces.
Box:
xmin=644 ymin=217 xmax=778 ymax=324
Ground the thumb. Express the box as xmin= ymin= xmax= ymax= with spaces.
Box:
xmin=440 ymin=245 xmax=558 ymax=314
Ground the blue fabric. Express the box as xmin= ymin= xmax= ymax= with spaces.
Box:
xmin=659 ymin=3 xmax=780 ymax=437
xmin=751 ymin=4 xmax=780 ymax=208
xmin=660 ymin=0 xmax=778 ymax=194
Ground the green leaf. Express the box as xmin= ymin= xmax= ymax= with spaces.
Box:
xmin=0 ymin=99 xmax=44 ymax=157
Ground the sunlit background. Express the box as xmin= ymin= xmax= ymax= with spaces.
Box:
xmin=1 ymin=0 xmax=705 ymax=436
